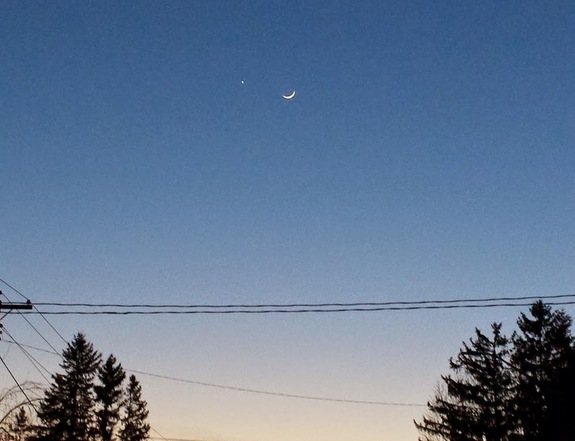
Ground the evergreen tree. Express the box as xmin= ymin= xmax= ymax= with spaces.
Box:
xmin=95 ymin=355 xmax=126 ymax=441
xmin=119 ymin=376 xmax=149 ymax=441
xmin=35 ymin=332 xmax=102 ymax=441
xmin=417 ymin=302 xmax=575 ymax=441
xmin=8 ymin=407 xmax=30 ymax=441
xmin=415 ymin=323 xmax=516 ymax=441
xmin=511 ymin=301 xmax=574 ymax=440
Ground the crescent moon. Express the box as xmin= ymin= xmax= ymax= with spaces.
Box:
xmin=282 ymin=91 xmax=296 ymax=100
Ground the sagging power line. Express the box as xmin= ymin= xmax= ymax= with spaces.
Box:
xmin=128 ymin=369 xmax=425 ymax=407
xmin=2 ymin=340 xmax=424 ymax=407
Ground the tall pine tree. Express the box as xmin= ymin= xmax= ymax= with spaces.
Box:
xmin=119 ymin=375 xmax=149 ymax=441
xmin=415 ymin=323 xmax=516 ymax=441
xmin=35 ymin=332 xmax=101 ymax=441
xmin=511 ymin=301 xmax=574 ymax=440
xmin=94 ymin=355 xmax=126 ymax=441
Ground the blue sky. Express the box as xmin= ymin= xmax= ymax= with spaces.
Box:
xmin=2 ymin=1 xmax=575 ymax=440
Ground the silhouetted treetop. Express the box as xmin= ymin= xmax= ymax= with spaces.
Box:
xmin=31 ymin=332 xmax=149 ymax=441
xmin=415 ymin=302 xmax=575 ymax=441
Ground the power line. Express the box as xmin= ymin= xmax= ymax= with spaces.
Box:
xmin=128 ymin=369 xmax=425 ymax=407
xmin=0 ymin=278 xmax=31 ymax=303
xmin=0 ymin=341 xmax=423 ymax=407
xmin=34 ymin=293 xmax=575 ymax=309
xmin=3 ymin=328 xmax=53 ymax=382
xmin=0 ymin=355 xmax=38 ymax=412
xmin=24 ymin=300 xmax=575 ymax=315
xmin=34 ymin=309 xmax=68 ymax=343
xmin=150 ymin=426 xmax=169 ymax=440
xmin=3 ymin=340 xmax=59 ymax=356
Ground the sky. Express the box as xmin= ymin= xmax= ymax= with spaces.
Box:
xmin=1 ymin=1 xmax=575 ymax=440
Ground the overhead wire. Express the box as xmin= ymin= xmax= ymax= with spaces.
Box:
xmin=2 ymin=328 xmax=53 ymax=382
xmin=0 ymin=278 xmax=31 ymax=302
xmin=24 ymin=300 xmax=575 ymax=315
xmin=150 ymin=427 xmax=169 ymax=440
xmin=5 ymin=340 xmax=425 ymax=407
xmin=128 ymin=369 xmax=425 ymax=407
xmin=0 ymin=355 xmax=38 ymax=412
xmin=34 ymin=293 xmax=575 ymax=309
xmin=3 ymin=340 xmax=59 ymax=356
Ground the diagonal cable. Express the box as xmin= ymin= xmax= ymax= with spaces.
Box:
xmin=3 ymin=327 xmax=53 ymax=382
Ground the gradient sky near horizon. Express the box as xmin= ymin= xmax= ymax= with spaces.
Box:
xmin=2 ymin=1 xmax=575 ymax=440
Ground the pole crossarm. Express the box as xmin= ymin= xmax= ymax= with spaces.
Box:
xmin=0 ymin=290 xmax=33 ymax=310
xmin=0 ymin=300 xmax=33 ymax=310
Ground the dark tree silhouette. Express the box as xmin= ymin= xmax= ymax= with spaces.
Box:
xmin=5 ymin=407 xmax=30 ymax=441
xmin=545 ymin=348 xmax=575 ymax=441
xmin=35 ymin=332 xmax=102 ymax=441
xmin=29 ymin=333 xmax=151 ymax=441
xmin=95 ymin=355 xmax=126 ymax=441
xmin=119 ymin=375 xmax=150 ymax=441
xmin=511 ymin=301 xmax=574 ymax=441
xmin=416 ymin=302 xmax=575 ymax=441
xmin=415 ymin=323 xmax=515 ymax=441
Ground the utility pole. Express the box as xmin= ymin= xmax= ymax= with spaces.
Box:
xmin=0 ymin=290 xmax=33 ymax=339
